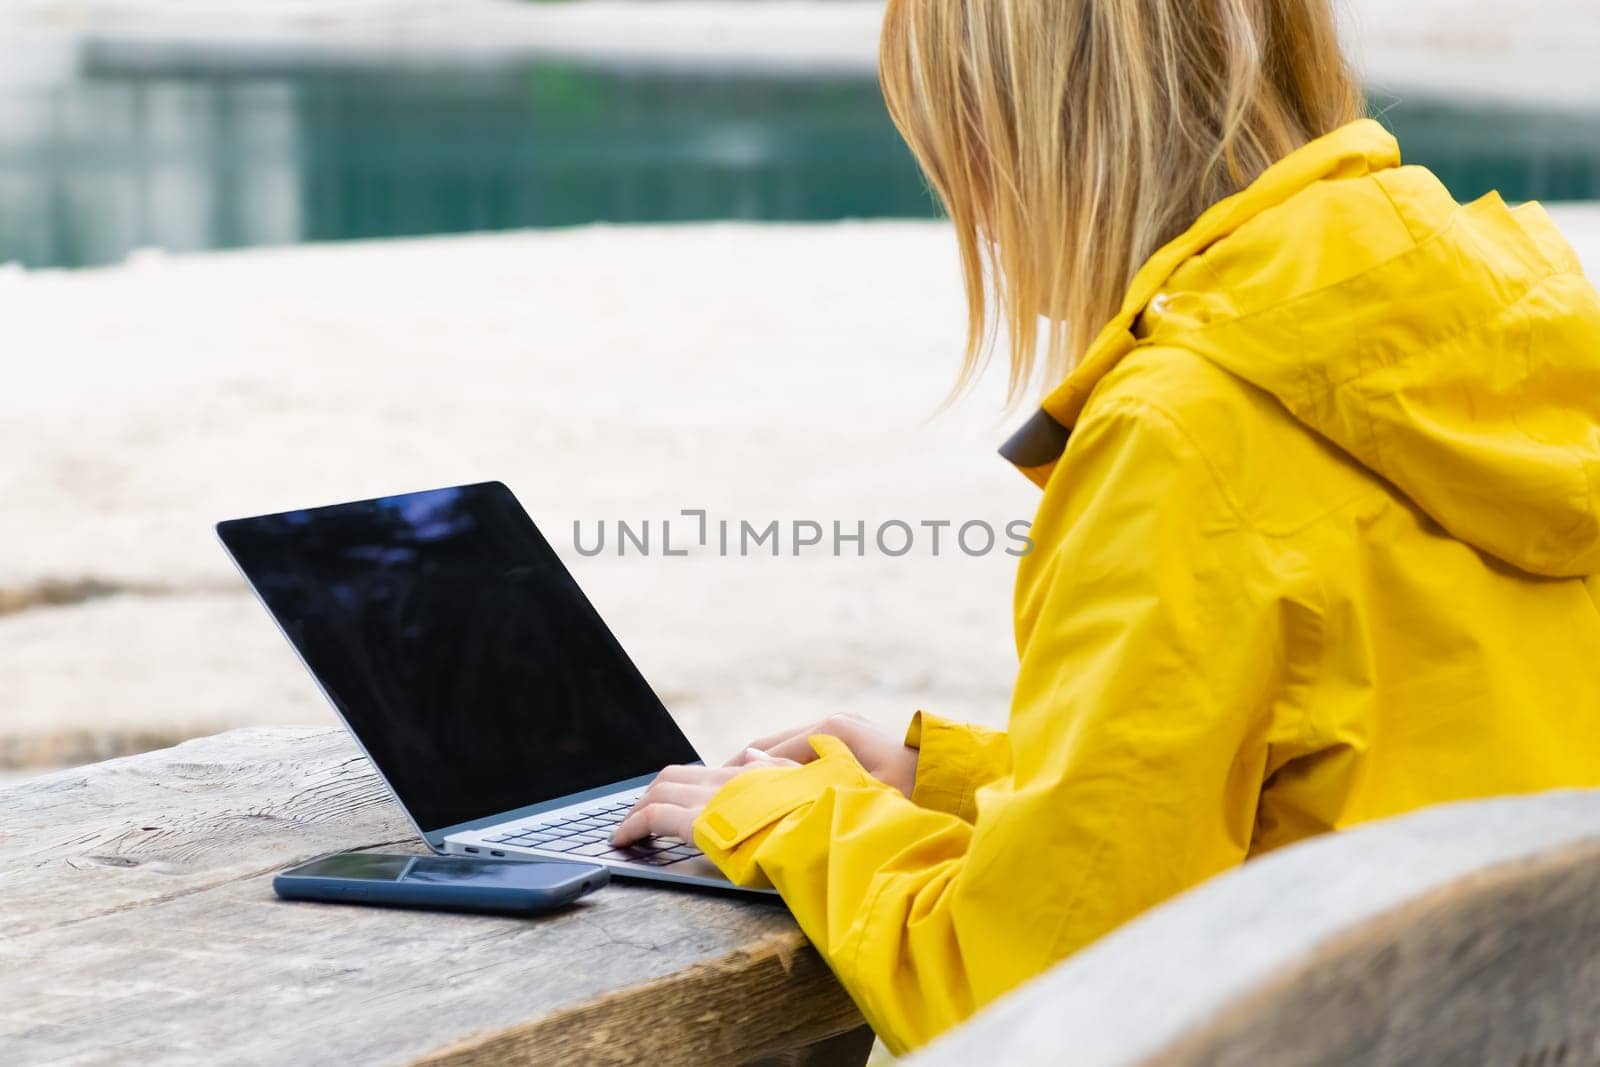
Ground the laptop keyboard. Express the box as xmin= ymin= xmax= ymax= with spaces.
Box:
xmin=482 ymin=799 xmax=704 ymax=866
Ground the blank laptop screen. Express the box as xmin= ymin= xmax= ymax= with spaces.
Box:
xmin=218 ymin=482 xmax=698 ymax=836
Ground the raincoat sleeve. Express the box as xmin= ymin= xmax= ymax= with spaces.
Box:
xmin=903 ymin=711 xmax=1011 ymax=823
xmin=693 ymin=397 xmax=1284 ymax=1054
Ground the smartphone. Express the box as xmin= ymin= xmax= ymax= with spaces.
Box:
xmin=274 ymin=852 xmax=608 ymax=916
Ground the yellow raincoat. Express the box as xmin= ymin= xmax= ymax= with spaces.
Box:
xmin=693 ymin=120 xmax=1600 ymax=1053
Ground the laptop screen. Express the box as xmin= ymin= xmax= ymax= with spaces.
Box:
xmin=218 ymin=482 xmax=699 ymax=837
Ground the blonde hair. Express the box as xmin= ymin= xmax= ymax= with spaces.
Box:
xmin=880 ymin=0 xmax=1363 ymax=400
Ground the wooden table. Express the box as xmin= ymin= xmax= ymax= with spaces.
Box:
xmin=0 ymin=727 xmax=872 ymax=1066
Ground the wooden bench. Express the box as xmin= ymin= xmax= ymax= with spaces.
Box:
xmin=910 ymin=788 xmax=1600 ymax=1066
xmin=0 ymin=727 xmax=873 ymax=1065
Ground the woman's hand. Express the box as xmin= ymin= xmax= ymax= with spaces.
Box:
xmin=730 ymin=713 xmax=919 ymax=798
xmin=611 ymin=752 xmax=797 ymax=847
xmin=611 ymin=714 xmax=919 ymax=848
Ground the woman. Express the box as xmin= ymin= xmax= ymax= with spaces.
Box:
xmin=615 ymin=0 xmax=1600 ymax=1053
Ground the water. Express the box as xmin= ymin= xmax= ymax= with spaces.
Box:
xmin=3 ymin=41 xmax=1599 ymax=270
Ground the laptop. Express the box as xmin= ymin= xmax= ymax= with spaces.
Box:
xmin=218 ymin=481 xmax=770 ymax=895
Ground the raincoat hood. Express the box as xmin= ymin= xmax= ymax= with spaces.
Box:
xmin=1003 ymin=120 xmax=1600 ymax=578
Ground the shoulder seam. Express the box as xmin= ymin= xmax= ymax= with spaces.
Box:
xmin=1370 ymin=169 xmax=1429 ymax=247
xmin=1078 ymin=394 xmax=1263 ymax=537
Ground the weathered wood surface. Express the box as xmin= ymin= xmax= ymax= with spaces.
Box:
xmin=911 ymin=789 xmax=1600 ymax=1067
xmin=0 ymin=727 xmax=868 ymax=1065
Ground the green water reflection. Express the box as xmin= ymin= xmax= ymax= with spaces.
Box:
xmin=2 ymin=43 xmax=1598 ymax=269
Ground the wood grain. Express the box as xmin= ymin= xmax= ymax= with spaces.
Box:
xmin=0 ymin=727 xmax=867 ymax=1066
xmin=1149 ymin=838 xmax=1600 ymax=1066
xmin=909 ymin=789 xmax=1600 ymax=1067
xmin=418 ymin=932 xmax=871 ymax=1066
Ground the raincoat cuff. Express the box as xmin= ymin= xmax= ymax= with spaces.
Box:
xmin=694 ymin=735 xmax=875 ymax=864
xmin=904 ymin=711 xmax=1009 ymax=823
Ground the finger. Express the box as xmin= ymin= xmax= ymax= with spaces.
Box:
xmin=725 ymin=732 xmax=804 ymax=765
xmin=734 ymin=720 xmax=851 ymax=766
xmin=760 ymin=717 xmax=863 ymax=763
xmin=653 ymin=762 xmax=731 ymax=785
xmin=621 ymin=767 xmax=731 ymax=828
xmin=734 ymin=718 xmax=840 ymax=760
xmin=740 ymin=723 xmax=820 ymax=753
xmin=730 ymin=745 xmax=801 ymax=767
xmin=611 ymin=802 xmax=696 ymax=846
xmin=745 ymin=713 xmax=866 ymax=751
xmin=740 ymin=751 xmax=801 ymax=768
xmin=632 ymin=780 xmax=721 ymax=810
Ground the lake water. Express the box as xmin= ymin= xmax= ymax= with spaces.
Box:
xmin=4 ymin=41 xmax=1599 ymax=270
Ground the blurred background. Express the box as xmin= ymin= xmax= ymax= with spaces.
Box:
xmin=2 ymin=0 xmax=1599 ymax=784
